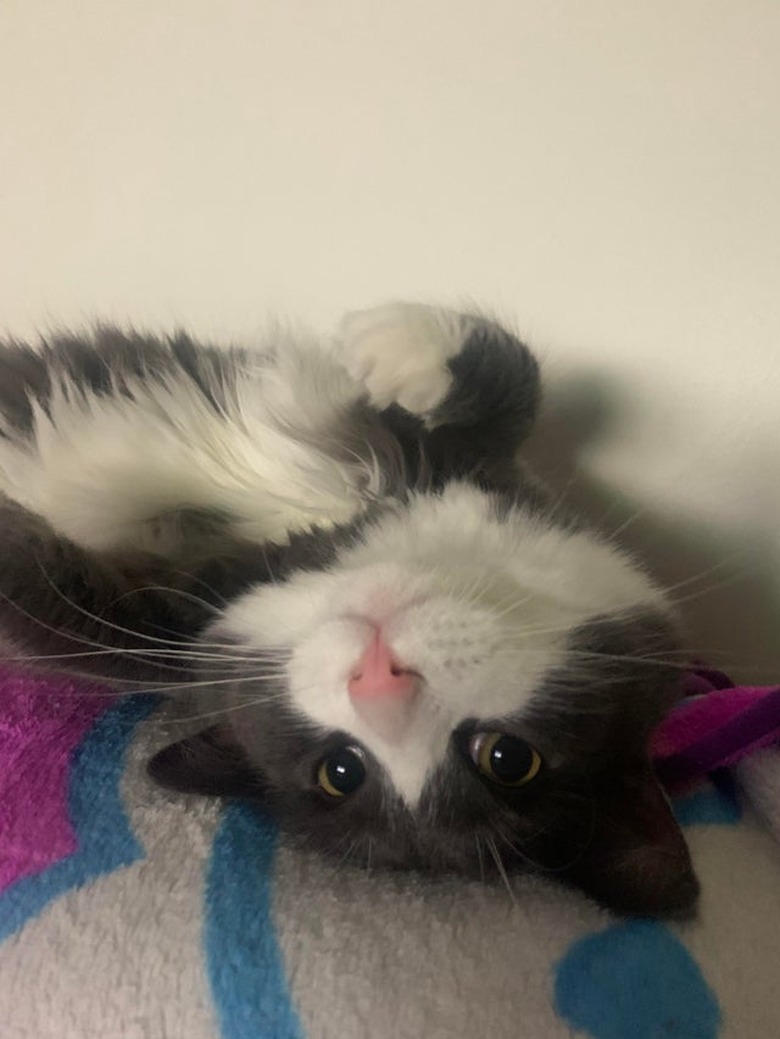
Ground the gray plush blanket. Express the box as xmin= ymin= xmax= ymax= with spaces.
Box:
xmin=2 ymin=668 xmax=780 ymax=1039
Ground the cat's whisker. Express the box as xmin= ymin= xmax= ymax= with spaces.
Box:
xmin=485 ymin=836 xmax=518 ymax=908
xmin=530 ymin=473 xmax=578 ymax=524
xmin=483 ymin=555 xmax=755 ymax=641
xmin=6 ymin=655 xmax=290 ymax=690
xmin=488 ymin=591 xmax=537 ymax=622
xmin=0 ymin=645 xmax=287 ymax=667
xmin=159 ymin=694 xmax=289 ymax=725
xmin=0 ymin=606 xmax=195 ymax=677
xmin=665 ymin=571 xmax=758 ymax=609
xmin=602 ymin=501 xmax=653 ymax=543
xmin=474 ymin=835 xmax=486 ymax=884
xmin=109 ymin=584 xmax=220 ymax=615
xmin=33 ymin=559 xmax=212 ymax=652
xmin=31 ymin=562 xmax=284 ymax=662
xmin=656 ymin=552 xmax=749 ymax=600
xmin=3 ymin=585 xmax=196 ymax=664
xmin=490 ymin=822 xmax=545 ymax=872
xmin=2 ymin=570 xmax=291 ymax=674
xmin=332 ymin=837 xmax=359 ymax=872
xmin=82 ymin=669 xmax=291 ymax=698
xmin=164 ymin=566 xmax=230 ymax=608
xmin=488 ymin=646 xmax=689 ymax=672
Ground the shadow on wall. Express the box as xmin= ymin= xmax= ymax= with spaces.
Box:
xmin=523 ymin=372 xmax=780 ymax=685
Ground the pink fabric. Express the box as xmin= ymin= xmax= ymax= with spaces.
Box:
xmin=0 ymin=669 xmax=109 ymax=892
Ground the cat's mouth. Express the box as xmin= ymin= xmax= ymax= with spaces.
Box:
xmin=341 ymin=594 xmax=430 ymax=630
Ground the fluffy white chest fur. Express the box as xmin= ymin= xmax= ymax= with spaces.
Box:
xmin=0 ymin=342 xmax=365 ymax=551
xmin=0 ymin=305 xmax=468 ymax=554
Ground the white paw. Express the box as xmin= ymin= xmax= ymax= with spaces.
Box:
xmin=336 ymin=303 xmax=470 ymax=416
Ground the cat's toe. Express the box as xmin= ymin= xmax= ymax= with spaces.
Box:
xmin=336 ymin=302 xmax=470 ymax=417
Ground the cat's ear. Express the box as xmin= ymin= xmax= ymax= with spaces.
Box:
xmin=147 ymin=726 xmax=267 ymax=798
xmin=563 ymin=766 xmax=699 ymax=917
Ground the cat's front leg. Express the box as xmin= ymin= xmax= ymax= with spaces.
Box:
xmin=336 ymin=302 xmax=541 ymax=478
xmin=335 ymin=302 xmax=474 ymax=419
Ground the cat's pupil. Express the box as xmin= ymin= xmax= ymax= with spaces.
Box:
xmin=489 ymin=735 xmax=534 ymax=783
xmin=324 ymin=747 xmax=366 ymax=795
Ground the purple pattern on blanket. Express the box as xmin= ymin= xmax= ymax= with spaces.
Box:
xmin=0 ymin=668 xmax=110 ymax=892
xmin=653 ymin=666 xmax=780 ymax=791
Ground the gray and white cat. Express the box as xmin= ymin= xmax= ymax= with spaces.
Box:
xmin=0 ymin=302 xmax=697 ymax=915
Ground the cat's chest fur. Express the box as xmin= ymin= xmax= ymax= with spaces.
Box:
xmin=0 ymin=337 xmax=387 ymax=553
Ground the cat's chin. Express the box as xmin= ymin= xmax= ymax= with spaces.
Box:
xmin=303 ymin=833 xmax=699 ymax=919
xmin=276 ymin=775 xmax=700 ymax=919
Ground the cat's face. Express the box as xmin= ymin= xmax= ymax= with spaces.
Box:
xmin=151 ymin=484 xmax=698 ymax=915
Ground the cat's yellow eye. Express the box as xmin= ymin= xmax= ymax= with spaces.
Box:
xmin=468 ymin=732 xmax=542 ymax=787
xmin=317 ymin=746 xmax=366 ymax=798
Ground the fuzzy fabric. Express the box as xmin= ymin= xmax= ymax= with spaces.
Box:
xmin=2 ymin=668 xmax=780 ymax=1039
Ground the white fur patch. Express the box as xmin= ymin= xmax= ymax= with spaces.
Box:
xmin=0 ymin=339 xmax=367 ymax=551
xmin=335 ymin=302 xmax=471 ymax=416
xmin=0 ymin=304 xmax=470 ymax=552
xmin=214 ymin=484 xmax=668 ymax=806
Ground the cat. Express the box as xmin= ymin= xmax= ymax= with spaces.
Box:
xmin=0 ymin=302 xmax=698 ymax=915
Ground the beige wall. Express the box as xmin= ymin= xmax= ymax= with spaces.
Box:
xmin=2 ymin=0 xmax=779 ymax=678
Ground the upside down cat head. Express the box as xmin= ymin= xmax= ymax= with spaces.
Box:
xmin=150 ymin=483 xmax=697 ymax=917
xmin=0 ymin=304 xmax=698 ymax=916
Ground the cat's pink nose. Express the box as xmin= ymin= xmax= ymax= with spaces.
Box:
xmin=348 ymin=635 xmax=418 ymax=702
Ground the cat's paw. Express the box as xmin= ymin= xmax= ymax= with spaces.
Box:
xmin=336 ymin=303 xmax=471 ymax=416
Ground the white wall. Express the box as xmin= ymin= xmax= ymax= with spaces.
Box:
xmin=2 ymin=0 xmax=779 ymax=679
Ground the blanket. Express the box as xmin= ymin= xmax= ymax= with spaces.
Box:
xmin=2 ymin=667 xmax=780 ymax=1039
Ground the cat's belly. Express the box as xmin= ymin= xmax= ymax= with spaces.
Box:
xmin=0 ymin=367 xmax=366 ymax=554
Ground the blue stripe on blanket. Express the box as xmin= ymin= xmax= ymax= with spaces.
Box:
xmin=205 ymin=802 xmax=304 ymax=1039
xmin=554 ymin=780 xmax=736 ymax=1038
xmin=555 ymin=920 xmax=721 ymax=1039
xmin=0 ymin=695 xmax=158 ymax=943
xmin=674 ymin=775 xmax=742 ymax=827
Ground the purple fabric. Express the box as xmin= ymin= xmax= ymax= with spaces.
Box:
xmin=654 ymin=686 xmax=780 ymax=789
xmin=652 ymin=666 xmax=780 ymax=791
xmin=0 ymin=668 xmax=110 ymax=892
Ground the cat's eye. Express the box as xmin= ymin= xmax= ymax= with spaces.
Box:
xmin=316 ymin=746 xmax=367 ymax=798
xmin=468 ymin=732 xmax=542 ymax=787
